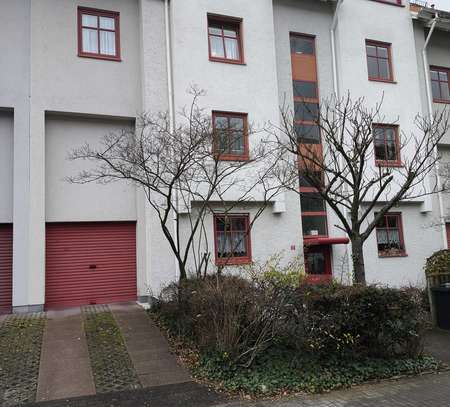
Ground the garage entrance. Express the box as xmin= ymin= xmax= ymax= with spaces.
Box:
xmin=45 ymin=222 xmax=137 ymax=309
xmin=0 ymin=224 xmax=13 ymax=314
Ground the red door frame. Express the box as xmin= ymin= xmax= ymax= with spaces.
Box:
xmin=304 ymin=244 xmax=332 ymax=283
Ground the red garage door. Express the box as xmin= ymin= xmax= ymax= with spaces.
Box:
xmin=447 ymin=223 xmax=450 ymax=249
xmin=46 ymin=222 xmax=137 ymax=309
xmin=0 ymin=224 xmax=13 ymax=314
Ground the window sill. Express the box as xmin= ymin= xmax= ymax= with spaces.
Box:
xmin=375 ymin=161 xmax=403 ymax=168
xmin=378 ymin=252 xmax=408 ymax=258
xmin=216 ymin=155 xmax=250 ymax=162
xmin=369 ymin=78 xmax=397 ymax=84
xmin=216 ymin=258 xmax=252 ymax=266
xmin=433 ymin=99 xmax=450 ymax=105
xmin=78 ymin=53 xmax=122 ymax=62
xmin=209 ymin=57 xmax=246 ymax=66
xmin=370 ymin=0 xmax=404 ymax=7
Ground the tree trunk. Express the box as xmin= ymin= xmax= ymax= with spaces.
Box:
xmin=178 ymin=261 xmax=187 ymax=281
xmin=351 ymin=237 xmax=366 ymax=285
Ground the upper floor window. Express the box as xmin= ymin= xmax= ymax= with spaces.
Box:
xmin=208 ymin=14 xmax=243 ymax=64
xmin=430 ymin=67 xmax=450 ymax=103
xmin=366 ymin=40 xmax=393 ymax=82
xmin=214 ymin=214 xmax=251 ymax=265
xmin=373 ymin=124 xmax=401 ymax=166
xmin=375 ymin=213 xmax=406 ymax=257
xmin=78 ymin=7 xmax=120 ymax=61
xmin=212 ymin=112 xmax=248 ymax=160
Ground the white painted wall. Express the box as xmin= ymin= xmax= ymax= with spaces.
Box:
xmin=0 ymin=111 xmax=14 ymax=223
xmin=45 ymin=116 xmax=137 ymax=222
xmin=178 ymin=191 xmax=302 ymax=277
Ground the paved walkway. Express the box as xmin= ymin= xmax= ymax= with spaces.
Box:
xmin=4 ymin=308 xmax=450 ymax=407
xmin=1 ymin=302 xmax=193 ymax=406
xmin=36 ymin=308 xmax=95 ymax=401
xmin=25 ymin=328 xmax=450 ymax=407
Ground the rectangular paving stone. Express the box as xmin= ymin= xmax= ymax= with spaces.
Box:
xmin=36 ymin=310 xmax=95 ymax=402
xmin=111 ymin=304 xmax=193 ymax=388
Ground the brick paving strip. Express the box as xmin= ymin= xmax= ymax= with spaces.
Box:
xmin=0 ymin=313 xmax=46 ymax=406
xmin=36 ymin=308 xmax=95 ymax=402
xmin=109 ymin=302 xmax=192 ymax=388
xmin=81 ymin=304 xmax=141 ymax=393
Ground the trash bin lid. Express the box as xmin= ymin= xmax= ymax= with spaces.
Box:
xmin=431 ymin=287 xmax=450 ymax=292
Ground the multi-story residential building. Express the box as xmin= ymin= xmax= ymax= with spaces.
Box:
xmin=0 ymin=0 xmax=449 ymax=313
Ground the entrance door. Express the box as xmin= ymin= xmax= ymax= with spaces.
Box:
xmin=304 ymin=245 xmax=332 ymax=283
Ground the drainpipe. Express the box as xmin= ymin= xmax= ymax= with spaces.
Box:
xmin=331 ymin=0 xmax=343 ymax=98
xmin=422 ymin=13 xmax=447 ymax=249
xmin=164 ymin=0 xmax=180 ymax=279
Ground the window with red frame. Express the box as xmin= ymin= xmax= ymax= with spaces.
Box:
xmin=372 ymin=0 xmax=402 ymax=5
xmin=78 ymin=7 xmax=120 ymax=60
xmin=430 ymin=67 xmax=450 ymax=103
xmin=208 ymin=15 xmax=243 ymax=63
xmin=373 ymin=125 xmax=401 ymax=166
xmin=214 ymin=214 xmax=251 ymax=265
xmin=366 ymin=40 xmax=393 ymax=82
xmin=301 ymin=192 xmax=328 ymax=237
xmin=375 ymin=213 xmax=406 ymax=257
xmin=212 ymin=112 xmax=248 ymax=160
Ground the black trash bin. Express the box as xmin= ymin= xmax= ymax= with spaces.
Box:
xmin=432 ymin=286 xmax=450 ymax=330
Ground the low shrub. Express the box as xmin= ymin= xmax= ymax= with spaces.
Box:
xmin=152 ymin=269 xmax=436 ymax=396
xmin=425 ymin=249 xmax=450 ymax=276
xmin=194 ymin=348 xmax=440 ymax=396
xmin=287 ymin=284 xmax=428 ymax=359
xmin=153 ymin=274 xmax=291 ymax=367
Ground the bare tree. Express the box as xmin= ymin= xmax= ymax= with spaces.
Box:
xmin=68 ymin=89 xmax=281 ymax=280
xmin=270 ymin=93 xmax=450 ymax=284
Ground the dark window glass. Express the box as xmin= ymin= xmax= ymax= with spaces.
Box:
xmin=365 ymin=41 xmax=392 ymax=81
xmin=293 ymin=80 xmax=317 ymax=99
xmin=299 ymin=171 xmax=323 ymax=188
xmin=305 ymin=252 xmax=326 ymax=275
xmin=301 ymin=192 xmax=326 ymax=212
xmin=295 ymin=124 xmax=320 ymax=144
xmin=290 ymin=36 xmax=314 ymax=55
xmin=302 ymin=215 xmax=327 ymax=236
xmin=295 ymin=102 xmax=319 ymax=122
xmin=373 ymin=125 xmax=399 ymax=164
xmin=213 ymin=113 xmax=247 ymax=159
xmin=430 ymin=68 xmax=450 ymax=102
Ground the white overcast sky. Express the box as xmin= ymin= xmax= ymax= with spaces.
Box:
xmin=429 ymin=0 xmax=450 ymax=11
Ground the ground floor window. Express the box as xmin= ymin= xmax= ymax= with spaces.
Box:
xmin=375 ymin=212 xmax=406 ymax=257
xmin=214 ymin=214 xmax=251 ymax=265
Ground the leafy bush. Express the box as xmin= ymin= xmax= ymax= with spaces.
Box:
xmin=152 ymin=269 xmax=435 ymax=395
xmin=425 ymin=249 xmax=450 ymax=276
xmin=287 ymin=284 xmax=428 ymax=359
xmin=195 ymin=349 xmax=440 ymax=396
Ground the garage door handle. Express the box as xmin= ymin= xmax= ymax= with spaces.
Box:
xmin=89 ymin=265 xmax=97 ymax=270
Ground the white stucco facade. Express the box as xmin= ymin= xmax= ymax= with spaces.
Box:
xmin=0 ymin=0 xmax=449 ymax=311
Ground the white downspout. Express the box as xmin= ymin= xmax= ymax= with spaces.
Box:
xmin=164 ymin=0 xmax=180 ymax=278
xmin=422 ymin=14 xmax=447 ymax=249
xmin=331 ymin=0 xmax=343 ymax=98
